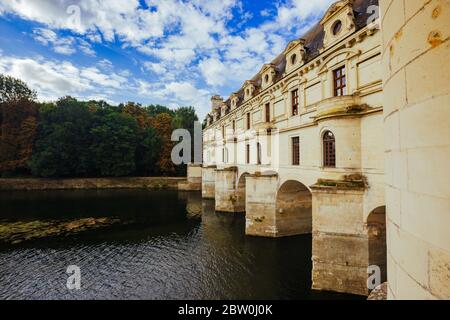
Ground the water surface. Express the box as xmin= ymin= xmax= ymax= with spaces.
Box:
xmin=0 ymin=190 xmax=358 ymax=300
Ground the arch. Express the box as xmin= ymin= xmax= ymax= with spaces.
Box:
xmin=322 ymin=130 xmax=336 ymax=167
xmin=318 ymin=48 xmax=361 ymax=74
xmin=276 ymin=180 xmax=312 ymax=236
xmin=367 ymin=206 xmax=387 ymax=286
xmin=235 ymin=172 xmax=250 ymax=213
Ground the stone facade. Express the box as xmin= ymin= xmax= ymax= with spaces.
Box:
xmin=202 ymin=0 xmax=385 ymax=296
xmin=380 ymin=0 xmax=450 ymax=300
xmin=198 ymin=0 xmax=450 ymax=299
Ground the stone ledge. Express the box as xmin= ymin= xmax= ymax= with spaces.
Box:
xmin=311 ymin=174 xmax=367 ymax=191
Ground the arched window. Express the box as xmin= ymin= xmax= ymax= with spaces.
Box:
xmin=323 ymin=131 xmax=336 ymax=167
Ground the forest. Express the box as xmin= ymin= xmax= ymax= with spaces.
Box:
xmin=0 ymin=74 xmax=199 ymax=178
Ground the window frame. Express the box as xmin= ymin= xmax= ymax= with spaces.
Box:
xmin=265 ymin=103 xmax=271 ymax=123
xmin=323 ymin=131 xmax=336 ymax=168
xmin=291 ymin=89 xmax=299 ymax=116
xmin=333 ymin=66 xmax=346 ymax=97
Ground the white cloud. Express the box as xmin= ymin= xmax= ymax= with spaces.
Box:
xmin=0 ymin=55 xmax=128 ymax=101
xmin=0 ymin=0 xmax=336 ymax=119
xmin=32 ymin=28 xmax=96 ymax=56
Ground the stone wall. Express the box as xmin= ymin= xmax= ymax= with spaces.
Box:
xmin=202 ymin=166 xmax=216 ymax=199
xmin=0 ymin=177 xmax=184 ymax=191
xmin=381 ymin=0 xmax=450 ymax=299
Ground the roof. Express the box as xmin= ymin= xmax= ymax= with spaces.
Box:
xmin=217 ymin=0 xmax=379 ymax=113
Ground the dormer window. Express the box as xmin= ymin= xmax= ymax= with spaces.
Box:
xmin=332 ymin=20 xmax=342 ymax=35
xmin=283 ymin=39 xmax=306 ymax=73
xmin=243 ymin=81 xmax=256 ymax=100
xmin=260 ymin=65 xmax=276 ymax=89
xmin=290 ymin=54 xmax=297 ymax=66
xmin=320 ymin=0 xmax=355 ymax=49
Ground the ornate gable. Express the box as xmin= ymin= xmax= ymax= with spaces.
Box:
xmin=320 ymin=0 xmax=356 ymax=50
xmin=284 ymin=38 xmax=306 ymax=74
xmin=260 ymin=64 xmax=277 ymax=89
xmin=242 ymin=80 xmax=257 ymax=101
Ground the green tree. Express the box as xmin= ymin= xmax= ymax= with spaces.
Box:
xmin=0 ymin=74 xmax=37 ymax=103
xmin=145 ymin=104 xmax=175 ymax=118
xmin=90 ymin=113 xmax=139 ymax=177
xmin=172 ymin=106 xmax=199 ymax=175
xmin=29 ymin=99 xmax=95 ymax=177
xmin=136 ymin=127 xmax=161 ymax=176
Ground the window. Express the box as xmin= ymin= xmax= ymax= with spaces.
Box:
xmin=292 ymin=137 xmax=300 ymax=166
xmin=246 ymin=144 xmax=250 ymax=164
xmin=323 ymin=131 xmax=336 ymax=167
xmin=333 ymin=66 xmax=346 ymax=97
xmin=246 ymin=113 xmax=251 ymax=130
xmin=264 ymin=74 xmax=269 ymax=84
xmin=291 ymin=54 xmax=297 ymax=65
xmin=292 ymin=89 xmax=299 ymax=116
xmin=232 ymin=120 xmax=236 ymax=133
xmin=223 ymin=147 xmax=228 ymax=163
xmin=257 ymin=143 xmax=262 ymax=165
xmin=332 ymin=20 xmax=342 ymax=35
xmin=265 ymin=103 xmax=271 ymax=123
xmin=222 ymin=125 xmax=225 ymax=139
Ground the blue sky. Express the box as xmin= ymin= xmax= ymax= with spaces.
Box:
xmin=0 ymin=0 xmax=335 ymax=119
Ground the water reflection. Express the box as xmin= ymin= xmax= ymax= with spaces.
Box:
xmin=0 ymin=190 xmax=358 ymax=300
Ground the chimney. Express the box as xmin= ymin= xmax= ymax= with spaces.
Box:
xmin=211 ymin=95 xmax=223 ymax=112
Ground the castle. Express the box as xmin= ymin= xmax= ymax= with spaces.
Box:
xmin=192 ymin=0 xmax=449 ymax=299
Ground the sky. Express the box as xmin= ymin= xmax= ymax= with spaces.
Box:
xmin=0 ymin=0 xmax=336 ymax=119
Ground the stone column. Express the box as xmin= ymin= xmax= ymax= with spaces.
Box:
xmin=178 ymin=164 xmax=202 ymax=191
xmin=311 ymin=184 xmax=369 ymax=296
xmin=202 ymin=166 xmax=216 ymax=199
xmin=215 ymin=167 xmax=244 ymax=213
xmin=381 ymin=0 xmax=450 ymax=299
xmin=245 ymin=174 xmax=278 ymax=237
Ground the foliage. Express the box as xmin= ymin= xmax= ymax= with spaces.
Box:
xmin=0 ymin=99 xmax=39 ymax=175
xmin=0 ymin=74 xmax=37 ymax=103
xmin=90 ymin=113 xmax=139 ymax=177
xmin=29 ymin=100 xmax=95 ymax=177
xmin=0 ymin=76 xmax=199 ymax=178
xmin=150 ymin=113 xmax=176 ymax=176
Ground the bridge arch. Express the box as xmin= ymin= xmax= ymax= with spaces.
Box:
xmin=275 ymin=180 xmax=312 ymax=236
xmin=367 ymin=206 xmax=387 ymax=286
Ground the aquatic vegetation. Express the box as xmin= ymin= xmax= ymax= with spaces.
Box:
xmin=0 ymin=217 xmax=121 ymax=245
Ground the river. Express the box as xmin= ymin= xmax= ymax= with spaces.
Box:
xmin=0 ymin=190 xmax=360 ymax=300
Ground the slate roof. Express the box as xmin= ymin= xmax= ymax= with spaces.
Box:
xmin=216 ymin=0 xmax=379 ymax=113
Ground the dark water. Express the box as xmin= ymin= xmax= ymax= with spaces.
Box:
xmin=0 ymin=190 xmax=358 ymax=300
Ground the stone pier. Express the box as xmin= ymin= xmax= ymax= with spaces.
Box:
xmin=202 ymin=166 xmax=216 ymax=199
xmin=215 ymin=167 xmax=246 ymax=213
xmin=311 ymin=181 xmax=370 ymax=296
xmin=178 ymin=164 xmax=202 ymax=191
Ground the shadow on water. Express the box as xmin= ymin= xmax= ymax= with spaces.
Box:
xmin=0 ymin=190 xmax=362 ymax=300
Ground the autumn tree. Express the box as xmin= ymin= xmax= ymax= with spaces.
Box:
xmin=0 ymin=100 xmax=38 ymax=175
xmin=150 ymin=113 xmax=176 ymax=176
xmin=0 ymin=75 xmax=39 ymax=176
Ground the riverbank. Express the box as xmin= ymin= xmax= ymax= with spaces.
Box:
xmin=0 ymin=177 xmax=186 ymax=191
